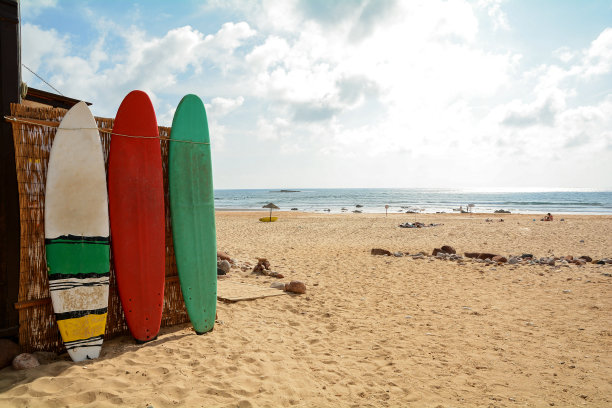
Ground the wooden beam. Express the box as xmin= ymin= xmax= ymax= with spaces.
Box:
xmin=0 ymin=0 xmax=21 ymax=339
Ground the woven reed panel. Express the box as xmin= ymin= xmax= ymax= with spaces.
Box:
xmin=10 ymin=103 xmax=189 ymax=353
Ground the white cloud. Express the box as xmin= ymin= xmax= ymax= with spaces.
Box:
xmin=20 ymin=0 xmax=57 ymax=17
xmin=477 ymin=0 xmax=510 ymax=31
xmin=207 ymin=96 xmax=245 ymax=117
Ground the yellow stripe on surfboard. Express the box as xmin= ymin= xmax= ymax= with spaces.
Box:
xmin=56 ymin=313 xmax=107 ymax=342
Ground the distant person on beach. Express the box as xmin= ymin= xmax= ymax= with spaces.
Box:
xmin=541 ymin=213 xmax=553 ymax=221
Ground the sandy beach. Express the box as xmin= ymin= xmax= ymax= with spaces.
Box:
xmin=1 ymin=211 xmax=611 ymax=407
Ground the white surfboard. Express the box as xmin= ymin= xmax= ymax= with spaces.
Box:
xmin=44 ymin=101 xmax=110 ymax=362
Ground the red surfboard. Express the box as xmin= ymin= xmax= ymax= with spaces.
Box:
xmin=108 ymin=90 xmax=165 ymax=343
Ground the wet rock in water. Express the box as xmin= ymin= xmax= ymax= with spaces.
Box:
xmin=356 ymin=204 xmax=363 ymax=208
xmin=217 ymin=268 xmax=226 ymax=276
xmin=353 ymin=210 xmax=362 ymax=213
xmin=494 ymin=209 xmax=511 ymax=213
xmin=12 ymin=353 xmax=39 ymax=370
xmin=217 ymin=260 xmax=231 ymax=274
xmin=441 ymin=245 xmax=456 ymax=254
xmin=579 ymin=255 xmax=592 ymax=262
xmin=285 ymin=281 xmax=306 ymax=294
xmin=217 ymin=251 xmax=232 ymax=262
xmin=371 ymin=248 xmax=392 ymax=256
xmin=492 ymin=255 xmax=508 ymax=263
xmin=0 ymin=339 xmax=20 ymax=369
xmin=270 ymin=282 xmax=286 ymax=290
xmin=291 ymin=208 xmax=298 ymax=211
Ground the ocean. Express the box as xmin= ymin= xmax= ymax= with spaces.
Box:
xmin=213 ymin=188 xmax=612 ymax=215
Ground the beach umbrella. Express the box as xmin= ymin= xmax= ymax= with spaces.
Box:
xmin=263 ymin=202 xmax=279 ymax=219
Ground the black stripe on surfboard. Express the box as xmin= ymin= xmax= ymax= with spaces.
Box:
xmin=50 ymin=285 xmax=107 ymax=291
xmin=55 ymin=307 xmax=107 ymax=321
xmin=49 ymin=280 xmax=109 ymax=290
xmin=64 ymin=335 xmax=104 ymax=349
xmin=45 ymin=235 xmax=109 ymax=244
xmin=48 ymin=272 xmax=110 ymax=281
xmin=49 ymin=279 xmax=109 ymax=290
xmin=49 ymin=279 xmax=108 ymax=285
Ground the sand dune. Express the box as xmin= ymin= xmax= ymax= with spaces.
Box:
xmin=1 ymin=212 xmax=611 ymax=407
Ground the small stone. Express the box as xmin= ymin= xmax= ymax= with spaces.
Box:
xmin=393 ymin=252 xmax=403 ymax=257
xmin=270 ymin=282 xmax=286 ymax=290
xmin=371 ymin=248 xmax=392 ymax=256
xmin=477 ymin=253 xmax=498 ymax=260
xmin=521 ymin=253 xmax=533 ymax=259
xmin=217 ymin=251 xmax=232 ymax=262
xmin=441 ymin=245 xmax=456 ymax=254
xmin=563 ymin=290 xmax=571 ymax=294
xmin=0 ymin=339 xmax=20 ymax=369
xmin=217 ymin=268 xmax=226 ymax=276
xmin=508 ymin=257 xmax=520 ymax=265
xmin=268 ymin=271 xmax=284 ymax=279
xmin=492 ymin=255 xmax=508 ymax=263
xmin=12 ymin=353 xmax=39 ymax=370
xmin=285 ymin=281 xmax=306 ymax=294
xmin=578 ymin=256 xmax=592 ymax=262
xmin=217 ymin=259 xmax=231 ymax=274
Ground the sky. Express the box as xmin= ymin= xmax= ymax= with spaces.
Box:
xmin=19 ymin=0 xmax=612 ymax=190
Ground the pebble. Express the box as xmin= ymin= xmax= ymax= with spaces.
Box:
xmin=12 ymin=353 xmax=39 ymax=370
xmin=562 ymin=290 xmax=571 ymax=294
xmin=217 ymin=260 xmax=231 ymax=274
xmin=285 ymin=281 xmax=306 ymax=294
xmin=270 ymin=282 xmax=286 ymax=290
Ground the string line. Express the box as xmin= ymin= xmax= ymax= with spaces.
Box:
xmin=22 ymin=64 xmax=64 ymax=96
xmin=4 ymin=116 xmax=211 ymax=146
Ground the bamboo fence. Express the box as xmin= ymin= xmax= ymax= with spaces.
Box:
xmin=8 ymin=103 xmax=189 ymax=353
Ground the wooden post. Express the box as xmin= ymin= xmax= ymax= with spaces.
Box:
xmin=0 ymin=0 xmax=21 ymax=338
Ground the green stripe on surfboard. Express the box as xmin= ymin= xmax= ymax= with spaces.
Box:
xmin=46 ymin=239 xmax=110 ymax=275
xmin=169 ymin=94 xmax=216 ymax=334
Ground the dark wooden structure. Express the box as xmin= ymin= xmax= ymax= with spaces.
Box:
xmin=0 ymin=0 xmax=21 ymax=339
xmin=24 ymin=86 xmax=91 ymax=109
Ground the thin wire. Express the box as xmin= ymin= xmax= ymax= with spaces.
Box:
xmin=4 ymin=116 xmax=210 ymax=146
xmin=22 ymin=64 xmax=64 ymax=96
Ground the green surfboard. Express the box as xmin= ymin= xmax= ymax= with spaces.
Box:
xmin=169 ymin=94 xmax=216 ymax=334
